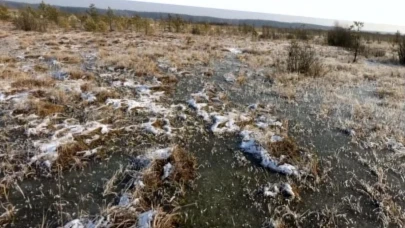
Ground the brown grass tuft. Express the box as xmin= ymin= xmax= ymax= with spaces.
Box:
xmin=170 ymin=147 xmax=197 ymax=183
xmin=33 ymin=101 xmax=64 ymax=117
xmin=80 ymin=83 xmax=92 ymax=92
xmin=11 ymin=78 xmax=54 ymax=88
xmin=44 ymin=53 xmax=81 ymax=64
xmin=143 ymin=160 xmax=165 ymax=189
xmin=56 ymin=142 xmax=88 ymax=168
xmin=34 ymin=64 xmax=48 ymax=73
xmin=236 ymin=74 xmax=247 ymax=85
xmin=376 ymin=87 xmax=404 ymax=100
xmin=157 ymin=75 xmax=178 ymax=84
xmin=0 ymin=68 xmax=27 ymax=79
xmin=69 ymin=70 xmax=95 ymax=80
xmin=153 ymin=209 xmax=179 ymax=228
xmin=0 ymin=56 xmax=16 ymax=64
xmin=268 ymin=138 xmax=301 ymax=165
xmin=96 ymin=89 xmax=120 ymax=103
xmin=151 ymin=119 xmax=166 ymax=129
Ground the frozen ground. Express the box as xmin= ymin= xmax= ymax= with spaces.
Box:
xmin=0 ymin=21 xmax=405 ymax=227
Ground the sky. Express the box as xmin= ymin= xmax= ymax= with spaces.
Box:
xmin=135 ymin=0 xmax=405 ymax=32
xmin=7 ymin=0 xmax=405 ymax=33
xmin=137 ymin=0 xmax=405 ymax=27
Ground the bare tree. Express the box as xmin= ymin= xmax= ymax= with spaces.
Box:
xmin=350 ymin=21 xmax=364 ymax=63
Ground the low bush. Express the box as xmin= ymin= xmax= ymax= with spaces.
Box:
xmin=191 ymin=26 xmax=201 ymax=35
xmin=327 ymin=25 xmax=353 ymax=48
xmin=13 ymin=7 xmax=48 ymax=32
xmin=287 ymin=40 xmax=324 ymax=77
xmin=0 ymin=5 xmax=10 ymax=20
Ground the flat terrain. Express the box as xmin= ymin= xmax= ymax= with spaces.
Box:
xmin=0 ymin=21 xmax=405 ymax=227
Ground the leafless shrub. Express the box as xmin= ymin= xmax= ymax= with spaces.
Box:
xmin=395 ymin=32 xmax=405 ymax=65
xmin=287 ymin=40 xmax=325 ymax=77
xmin=327 ymin=24 xmax=353 ymax=48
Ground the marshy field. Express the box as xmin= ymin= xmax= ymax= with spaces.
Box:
xmin=1 ymin=3 xmax=405 ymax=228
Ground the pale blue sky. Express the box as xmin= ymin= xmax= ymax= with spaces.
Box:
xmin=9 ymin=0 xmax=405 ymax=32
xmin=137 ymin=0 xmax=404 ymax=26
xmin=136 ymin=0 xmax=405 ymax=32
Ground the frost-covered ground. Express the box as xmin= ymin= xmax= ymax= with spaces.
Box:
xmin=1 ymin=21 xmax=405 ymax=227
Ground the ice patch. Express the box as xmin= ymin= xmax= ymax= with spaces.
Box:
xmin=0 ymin=92 xmax=29 ymax=103
xmin=26 ymin=117 xmax=51 ymax=136
xmin=118 ymin=193 xmax=132 ymax=207
xmin=29 ymin=120 xmax=111 ymax=167
xmin=263 ymin=183 xmax=295 ymax=198
xmin=162 ymin=162 xmax=173 ymax=180
xmin=240 ymin=137 xmax=298 ymax=176
xmin=106 ymin=90 xmax=168 ymax=115
xmin=77 ymin=147 xmax=102 ymax=157
xmin=263 ymin=184 xmax=280 ymax=197
xmin=187 ymin=99 xmax=211 ymax=121
xmin=142 ymin=119 xmax=172 ymax=136
xmin=146 ymin=148 xmax=172 ymax=160
xmin=224 ymin=73 xmax=236 ymax=82
xmin=211 ymin=115 xmax=240 ymax=134
xmin=270 ymin=135 xmax=284 ymax=143
xmin=191 ymin=91 xmax=210 ymax=101
xmin=280 ymin=183 xmax=295 ymax=198
xmin=64 ymin=219 xmax=84 ymax=228
xmin=52 ymin=71 xmax=69 ymax=80
xmin=137 ymin=210 xmax=155 ymax=228
xmin=81 ymin=92 xmax=97 ymax=103
xmin=226 ymin=48 xmax=242 ymax=54
xmin=187 ymin=99 xmax=207 ymax=110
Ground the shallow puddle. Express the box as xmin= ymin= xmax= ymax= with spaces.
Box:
xmin=8 ymin=153 xmax=127 ymax=227
xmin=181 ymin=132 xmax=275 ymax=227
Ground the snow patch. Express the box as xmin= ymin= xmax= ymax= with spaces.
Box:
xmin=145 ymin=148 xmax=173 ymax=160
xmin=64 ymin=219 xmax=84 ymax=228
xmin=162 ymin=162 xmax=173 ymax=180
xmin=137 ymin=210 xmax=156 ymax=228
xmin=226 ymin=48 xmax=242 ymax=54
xmin=81 ymin=92 xmax=97 ymax=103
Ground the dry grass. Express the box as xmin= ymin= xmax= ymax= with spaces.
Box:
xmin=170 ymin=147 xmax=197 ymax=183
xmin=236 ymin=74 xmax=247 ymax=85
xmin=0 ymin=68 xmax=28 ymax=80
xmin=100 ymin=52 xmax=158 ymax=75
xmin=376 ymin=87 xmax=404 ymax=100
xmin=276 ymin=84 xmax=297 ymax=100
xmin=32 ymin=101 xmax=65 ymax=117
xmin=34 ymin=64 xmax=49 ymax=73
xmin=143 ymin=160 xmax=166 ymax=189
xmin=68 ymin=70 xmax=95 ymax=80
xmin=153 ymin=209 xmax=179 ymax=228
xmin=48 ymin=88 xmax=80 ymax=105
xmin=0 ymin=56 xmax=16 ymax=64
xmin=0 ymin=204 xmax=16 ymax=226
xmin=268 ymin=138 xmax=301 ymax=165
xmin=11 ymin=78 xmax=54 ymax=88
xmin=96 ymin=89 xmax=120 ymax=103
xmin=56 ymin=142 xmax=88 ymax=169
xmin=45 ymin=53 xmax=81 ymax=64
xmin=79 ymin=83 xmax=92 ymax=92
